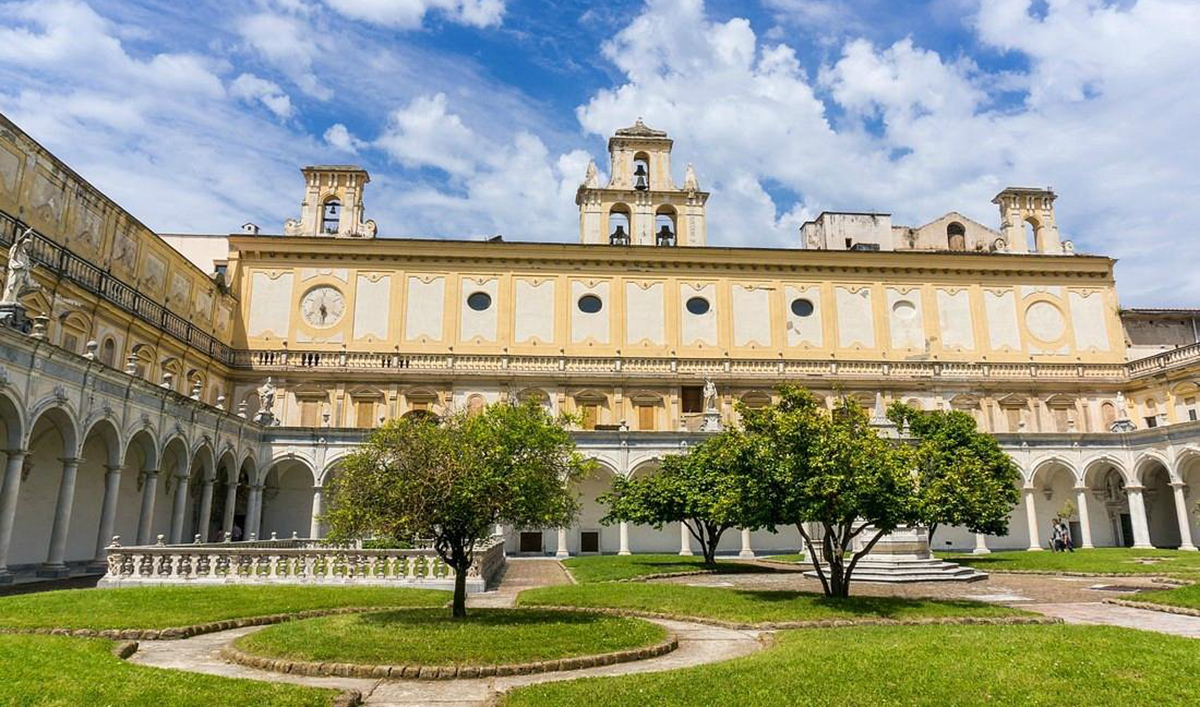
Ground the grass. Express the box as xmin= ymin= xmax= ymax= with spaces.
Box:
xmin=0 ymin=634 xmax=336 ymax=706
xmin=759 ymin=553 xmax=806 ymax=564
xmin=234 ymin=608 xmax=668 ymax=666
xmin=560 ymin=553 xmax=769 ymax=583
xmin=940 ymin=548 xmax=1200 ymax=576
xmin=516 ymin=583 xmax=1027 ymax=624
xmin=502 ymin=624 xmax=1200 ymax=706
xmin=1132 ymin=582 xmax=1200 ymax=611
xmin=0 ymin=585 xmax=450 ymax=631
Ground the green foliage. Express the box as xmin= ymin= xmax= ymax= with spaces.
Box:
xmin=887 ymin=402 xmax=1022 ymax=542
xmin=1057 ymin=498 xmax=1078 ymax=522
xmin=599 ymin=430 xmax=758 ymax=565
xmin=738 ymin=386 xmax=917 ymax=597
xmin=324 ymin=401 xmax=590 ymax=616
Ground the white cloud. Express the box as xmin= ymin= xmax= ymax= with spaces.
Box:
xmin=323 ymin=123 xmax=366 ymax=153
xmin=237 ymin=12 xmax=332 ymax=99
xmin=230 ymin=73 xmax=294 ymax=119
xmin=375 ymin=93 xmax=482 ymax=176
xmin=324 ymin=0 xmax=504 ymax=29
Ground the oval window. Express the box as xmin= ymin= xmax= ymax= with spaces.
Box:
xmin=467 ymin=292 xmax=492 ymax=311
xmin=790 ymin=298 xmax=814 ymax=317
xmin=685 ymin=297 xmax=710 ymax=315
xmin=578 ymin=294 xmax=603 ymax=314
xmin=892 ymin=300 xmax=917 ymax=320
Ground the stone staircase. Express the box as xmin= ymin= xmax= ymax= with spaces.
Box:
xmin=805 ymin=557 xmax=987 ymax=583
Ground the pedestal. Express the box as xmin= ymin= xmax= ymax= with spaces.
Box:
xmin=699 ymin=410 xmax=721 ymax=432
xmin=805 ymin=525 xmax=987 ymax=583
xmin=0 ymin=303 xmax=30 ymax=333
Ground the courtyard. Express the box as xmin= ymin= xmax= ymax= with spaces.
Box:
xmin=4 ymin=550 xmax=1200 ymax=706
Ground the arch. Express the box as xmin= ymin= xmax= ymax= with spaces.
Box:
xmin=465 ymin=394 xmax=486 ymax=415
xmin=160 ymin=357 xmax=183 ymax=391
xmin=1138 ymin=457 xmax=1182 ymax=548
xmin=130 ymin=344 xmax=155 ymax=380
xmin=79 ymin=416 xmax=122 ymax=468
xmin=608 ymin=203 xmax=631 ymax=245
xmin=1133 ymin=451 xmax=1173 ymax=485
xmin=260 ymin=456 xmax=318 ymax=540
xmin=1082 ymin=455 xmax=1130 ymax=488
xmin=570 ymin=459 xmax=620 ymax=554
xmin=58 ymin=312 xmax=90 ymax=354
xmin=946 ymin=221 xmax=966 ymax=251
xmin=320 ymin=196 xmax=342 ymax=235
xmin=1024 ymin=215 xmax=1042 ymax=253
xmin=739 ymin=390 xmax=773 ymax=409
xmin=25 ymin=403 xmax=79 ymax=456
xmin=0 ymin=389 xmax=26 ymax=451
xmin=654 ymin=205 xmax=677 ymax=246
xmin=65 ymin=415 xmax=124 ymax=562
xmin=1029 ymin=455 xmax=1078 ymax=488
xmin=629 ymin=457 xmax=663 ymax=479
xmin=632 ymin=152 xmax=650 ymax=190
xmin=123 ymin=427 xmax=159 ymax=472
xmin=99 ymin=337 xmax=117 ymax=367
xmin=9 ymin=403 xmax=79 ymax=566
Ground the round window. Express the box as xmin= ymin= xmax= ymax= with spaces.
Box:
xmin=790 ymin=298 xmax=814 ymax=317
xmin=685 ymin=297 xmax=710 ymax=315
xmin=892 ymin=300 xmax=917 ymax=320
xmin=578 ymin=294 xmax=603 ymax=314
xmin=467 ymin=292 xmax=492 ymax=311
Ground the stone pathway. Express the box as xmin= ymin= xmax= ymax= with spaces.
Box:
xmin=1027 ymin=602 xmax=1200 ymax=639
xmin=467 ymin=558 xmax=570 ymax=609
xmin=129 ymin=614 xmax=764 ymax=706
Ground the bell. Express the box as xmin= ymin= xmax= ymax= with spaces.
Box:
xmin=610 ymin=224 xmax=630 ymax=246
xmin=633 ymin=164 xmax=648 ymax=191
xmin=656 ymin=224 xmax=675 ymax=247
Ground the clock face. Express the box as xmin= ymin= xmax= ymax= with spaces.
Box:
xmin=300 ymin=286 xmax=345 ymax=327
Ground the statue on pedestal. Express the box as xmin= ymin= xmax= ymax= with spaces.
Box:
xmin=700 ymin=378 xmax=721 ymax=432
xmin=2 ymin=229 xmax=37 ymax=304
xmin=254 ymin=377 xmax=277 ymax=425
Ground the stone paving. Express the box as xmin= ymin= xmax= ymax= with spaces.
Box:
xmin=1027 ymin=602 xmax=1200 ymax=639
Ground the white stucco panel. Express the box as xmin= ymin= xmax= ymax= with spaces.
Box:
xmin=514 ymin=279 xmax=555 ymax=344
xmin=985 ymin=290 xmax=1021 ymax=350
xmin=460 ymin=277 xmax=498 ymax=342
xmin=836 ymin=286 xmax=874 ymax=348
xmin=571 ymin=280 xmax=609 ymax=344
xmin=887 ymin=288 xmax=925 ymax=350
xmin=625 ymin=281 xmax=665 ymax=346
xmin=247 ymin=271 xmax=293 ymax=337
xmin=680 ymin=283 xmax=717 ymax=346
xmin=405 ymin=276 xmax=445 ymax=341
xmin=732 ymin=285 xmax=771 ymax=347
xmin=936 ymin=289 xmax=974 ymax=350
xmin=353 ymin=274 xmax=390 ymax=341
xmin=1069 ymin=290 xmax=1110 ymax=352
xmin=784 ymin=286 xmax=822 ymax=347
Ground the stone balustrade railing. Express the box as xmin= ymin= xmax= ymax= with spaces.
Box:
xmin=98 ymin=534 xmax=507 ymax=593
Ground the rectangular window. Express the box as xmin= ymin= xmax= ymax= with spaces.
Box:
xmin=681 ymin=386 xmax=703 ymax=413
xmin=355 ymin=400 xmax=375 ymax=428
xmin=580 ymin=531 xmax=600 ymax=554
xmin=300 ymin=400 xmax=319 ymax=427
xmin=1053 ymin=407 xmax=1069 ymax=433
xmin=581 ymin=404 xmax=599 ymax=430
xmin=638 ymin=404 xmax=656 ymax=431
xmin=519 ymin=532 xmax=543 ymax=554
xmin=1005 ymin=408 xmax=1021 ymax=433
xmin=61 ymin=333 xmax=79 ymax=353
xmin=1191 ymin=410 xmax=1198 ymax=422
xmin=1145 ymin=416 xmax=1158 ymax=429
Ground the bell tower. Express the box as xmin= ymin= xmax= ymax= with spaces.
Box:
xmin=993 ymin=187 xmax=1061 ymax=254
xmin=284 ymin=165 xmax=378 ymax=238
xmin=576 ymin=119 xmax=709 ymax=247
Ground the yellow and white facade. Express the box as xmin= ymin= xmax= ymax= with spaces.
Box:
xmin=3 ymin=114 xmax=1200 ymax=579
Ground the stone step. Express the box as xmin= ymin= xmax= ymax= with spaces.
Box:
xmin=803 ymin=558 xmax=988 ymax=583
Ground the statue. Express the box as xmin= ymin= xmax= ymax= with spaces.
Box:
xmin=254 ymin=377 xmax=277 ymax=424
xmin=283 ymin=218 xmax=302 ymax=236
xmin=2 ymin=229 xmax=37 ymax=304
xmin=582 ymin=160 xmax=599 ymax=189
xmin=703 ymin=379 xmax=718 ymax=412
xmin=684 ymin=163 xmax=700 ymax=192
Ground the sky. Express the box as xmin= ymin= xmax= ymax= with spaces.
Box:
xmin=1 ymin=0 xmax=1198 ymax=306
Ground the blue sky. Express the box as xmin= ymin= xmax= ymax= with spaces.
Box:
xmin=1 ymin=0 xmax=1198 ymax=306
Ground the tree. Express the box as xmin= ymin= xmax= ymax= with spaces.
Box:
xmin=600 ymin=430 xmax=757 ymax=565
xmin=739 ymin=386 xmax=918 ymax=598
xmin=887 ymin=403 xmax=1021 ymax=546
xmin=324 ymin=401 xmax=589 ymax=617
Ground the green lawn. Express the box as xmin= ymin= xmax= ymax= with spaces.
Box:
xmin=1132 ymin=582 xmax=1200 ymax=611
xmin=759 ymin=553 xmax=807 ymax=564
xmin=234 ymin=608 xmax=667 ymax=666
xmin=0 ymin=585 xmax=450 ymax=631
xmin=516 ymin=583 xmax=1027 ymax=624
xmin=561 ymin=554 xmax=769 ymax=583
xmin=940 ymin=548 xmax=1200 ymax=576
xmin=502 ymin=624 xmax=1200 ymax=706
xmin=0 ymin=634 xmax=335 ymax=706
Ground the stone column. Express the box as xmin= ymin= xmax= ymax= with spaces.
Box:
xmin=0 ymin=451 xmax=28 ymax=582
xmin=739 ymin=528 xmax=755 ymax=558
xmin=91 ymin=465 xmax=123 ymax=567
xmin=973 ymin=532 xmax=990 ymax=555
xmin=245 ymin=484 xmax=264 ymax=539
xmin=679 ymin=522 xmax=693 ymax=556
xmin=136 ymin=469 xmax=160 ymax=545
xmin=309 ymin=486 xmax=324 ymax=539
xmin=1074 ymin=485 xmax=1095 ymax=549
xmin=1023 ymin=487 xmax=1043 ymax=550
xmin=196 ymin=478 xmax=214 ymax=542
xmin=40 ymin=457 xmax=80 ymax=577
xmin=221 ymin=479 xmax=237 ymax=539
xmin=555 ymin=527 xmax=569 ymax=558
xmin=618 ymin=521 xmax=631 ymax=556
xmin=1170 ymin=482 xmax=1197 ymax=551
xmin=1126 ymin=485 xmax=1153 ymax=548
xmin=168 ymin=473 xmax=189 ymax=544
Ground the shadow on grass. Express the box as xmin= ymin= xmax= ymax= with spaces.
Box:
xmin=357 ymin=608 xmax=612 ymax=628
xmin=729 ymin=590 xmax=994 ymax=619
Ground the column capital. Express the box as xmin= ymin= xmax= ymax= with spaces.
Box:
xmin=142 ymin=468 xmax=160 ymax=477
xmin=3 ymin=449 xmax=28 ymax=459
xmin=58 ymin=457 xmax=81 ymax=466
xmin=103 ymin=464 xmax=124 ymax=474
xmin=1125 ymin=484 xmax=1146 ymax=493
xmin=1073 ymin=485 xmax=1089 ymax=493
xmin=1170 ymin=480 xmax=1188 ymax=490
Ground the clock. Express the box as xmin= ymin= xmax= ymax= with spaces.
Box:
xmin=300 ymin=286 xmax=345 ymax=327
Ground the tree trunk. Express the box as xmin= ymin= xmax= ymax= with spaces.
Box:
xmin=796 ymin=524 xmax=831 ymax=596
xmin=452 ymin=558 xmax=469 ymax=617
